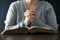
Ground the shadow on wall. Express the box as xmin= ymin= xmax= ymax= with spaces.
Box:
xmin=0 ymin=0 xmax=60 ymax=32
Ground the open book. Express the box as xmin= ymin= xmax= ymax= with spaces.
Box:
xmin=1 ymin=26 xmax=56 ymax=35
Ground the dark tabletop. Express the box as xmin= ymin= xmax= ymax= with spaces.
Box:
xmin=0 ymin=31 xmax=60 ymax=40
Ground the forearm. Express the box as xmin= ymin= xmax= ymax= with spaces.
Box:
xmin=5 ymin=22 xmax=24 ymax=30
xmin=38 ymin=21 xmax=56 ymax=30
xmin=5 ymin=24 xmax=19 ymax=30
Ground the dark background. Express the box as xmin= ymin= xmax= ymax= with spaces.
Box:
xmin=0 ymin=0 xmax=60 ymax=32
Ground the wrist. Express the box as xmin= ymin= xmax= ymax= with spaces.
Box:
xmin=24 ymin=17 xmax=31 ymax=24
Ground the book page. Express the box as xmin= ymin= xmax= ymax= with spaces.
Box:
xmin=26 ymin=26 xmax=39 ymax=30
xmin=1 ymin=27 xmax=28 ymax=35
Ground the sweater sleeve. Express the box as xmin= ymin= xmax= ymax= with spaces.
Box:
xmin=4 ymin=2 xmax=25 ymax=30
xmin=37 ymin=2 xmax=58 ymax=30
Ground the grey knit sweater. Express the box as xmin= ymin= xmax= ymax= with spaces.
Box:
xmin=4 ymin=0 xmax=58 ymax=31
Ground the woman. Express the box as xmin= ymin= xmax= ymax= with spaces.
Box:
xmin=2 ymin=0 xmax=58 ymax=34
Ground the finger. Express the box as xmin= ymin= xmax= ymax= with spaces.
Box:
xmin=30 ymin=11 xmax=37 ymax=16
xmin=29 ymin=10 xmax=37 ymax=13
xmin=24 ymin=10 xmax=30 ymax=16
xmin=27 ymin=14 xmax=36 ymax=18
xmin=24 ymin=10 xmax=37 ymax=17
xmin=30 ymin=14 xmax=36 ymax=18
